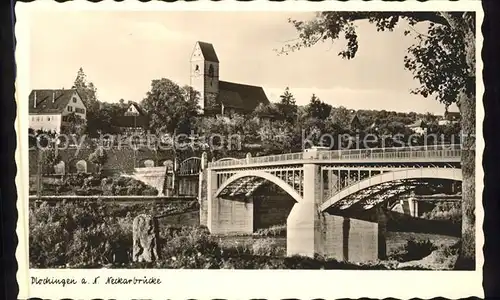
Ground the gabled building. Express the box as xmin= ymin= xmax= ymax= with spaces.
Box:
xmin=350 ymin=114 xmax=362 ymax=132
xmin=29 ymin=89 xmax=87 ymax=133
xmin=190 ymin=41 xmax=270 ymax=116
xmin=408 ymin=119 xmax=428 ymax=135
xmin=438 ymin=111 xmax=460 ymax=126
xmin=113 ymin=103 xmax=149 ymax=135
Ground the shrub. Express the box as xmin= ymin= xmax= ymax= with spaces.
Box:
xmin=421 ymin=202 xmax=461 ymax=224
xmin=29 ymin=201 xmax=133 ymax=268
xmin=156 ymin=226 xmax=223 ymax=269
xmin=252 ymin=238 xmax=285 ymax=256
xmin=254 ymin=224 xmax=286 ymax=237
xmin=389 ymin=238 xmax=437 ymax=262
xmin=142 ymin=186 xmax=159 ymax=196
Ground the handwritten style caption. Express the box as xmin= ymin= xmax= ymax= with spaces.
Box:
xmin=31 ymin=276 xmax=162 ymax=287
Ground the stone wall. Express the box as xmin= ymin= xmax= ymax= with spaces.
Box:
xmin=29 ymin=147 xmax=179 ymax=176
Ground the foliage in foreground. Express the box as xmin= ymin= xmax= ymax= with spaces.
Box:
xmin=31 ymin=201 xmax=456 ymax=270
xmin=29 ymin=200 xmax=198 ymax=268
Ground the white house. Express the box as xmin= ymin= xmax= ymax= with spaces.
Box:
xmin=408 ymin=119 xmax=428 ymax=135
xmin=438 ymin=111 xmax=461 ymax=126
xmin=29 ymin=89 xmax=87 ymax=133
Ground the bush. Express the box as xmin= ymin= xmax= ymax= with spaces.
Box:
xmin=29 ymin=201 xmax=133 ymax=268
xmin=389 ymin=238 xmax=437 ymax=262
xmin=421 ymin=202 xmax=461 ymax=224
xmin=156 ymin=226 xmax=224 ymax=269
xmin=252 ymin=238 xmax=285 ymax=256
xmin=254 ymin=224 xmax=286 ymax=237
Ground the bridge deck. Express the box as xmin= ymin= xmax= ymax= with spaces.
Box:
xmin=209 ymin=145 xmax=462 ymax=170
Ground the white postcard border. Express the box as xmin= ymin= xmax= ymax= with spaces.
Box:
xmin=15 ymin=1 xmax=485 ymax=299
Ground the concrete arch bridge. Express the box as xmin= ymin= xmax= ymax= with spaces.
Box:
xmin=199 ymin=145 xmax=463 ymax=262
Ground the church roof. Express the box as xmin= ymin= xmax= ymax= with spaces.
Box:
xmin=29 ymin=89 xmax=82 ymax=114
xmin=218 ymin=80 xmax=270 ymax=112
xmin=197 ymin=41 xmax=219 ymax=63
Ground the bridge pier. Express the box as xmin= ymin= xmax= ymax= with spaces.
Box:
xmin=287 ymin=164 xmax=322 ymax=256
xmin=287 ymin=164 xmax=380 ymax=262
xmin=199 ymin=169 xmax=208 ymax=227
xmin=407 ymin=197 xmax=419 ymax=217
xmin=376 ymin=206 xmax=388 ymax=260
xmin=206 ymin=170 xmax=253 ymax=234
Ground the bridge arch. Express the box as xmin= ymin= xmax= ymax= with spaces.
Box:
xmin=214 ymin=170 xmax=303 ymax=203
xmin=320 ymin=167 xmax=462 ymax=212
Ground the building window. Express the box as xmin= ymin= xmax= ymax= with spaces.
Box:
xmin=195 ymin=65 xmax=199 ymax=71
xmin=31 ymin=117 xmax=34 ymax=121
xmin=36 ymin=117 xmax=40 ymax=122
xmin=73 ymin=97 xmax=77 ymax=103
xmin=75 ymin=107 xmax=85 ymax=114
xmin=47 ymin=117 xmax=50 ymax=121
xmin=67 ymin=106 xmax=73 ymax=112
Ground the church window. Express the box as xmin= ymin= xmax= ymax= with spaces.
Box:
xmin=208 ymin=64 xmax=214 ymax=77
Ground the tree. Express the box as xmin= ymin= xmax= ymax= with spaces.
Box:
xmin=72 ymin=67 xmax=100 ymax=113
xmin=276 ymin=87 xmax=298 ymax=123
xmin=60 ymin=112 xmax=86 ymax=136
xmin=89 ymin=147 xmax=108 ymax=174
xmin=141 ymin=78 xmax=199 ymax=192
xmin=258 ymin=120 xmax=295 ymax=154
xmin=253 ymin=103 xmax=279 ymax=119
xmin=42 ymin=150 xmax=61 ymax=175
xmin=306 ymin=94 xmax=332 ymax=120
xmin=141 ymin=78 xmax=199 ymax=142
xmin=329 ymin=106 xmax=353 ymax=130
xmin=281 ymin=12 xmax=476 ymax=268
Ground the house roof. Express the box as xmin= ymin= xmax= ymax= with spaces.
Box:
xmin=197 ymin=41 xmax=219 ymax=63
xmin=409 ymin=119 xmax=427 ymax=128
xmin=124 ymin=103 xmax=147 ymax=116
xmin=217 ymin=80 xmax=269 ymax=112
xmin=29 ymin=89 xmax=82 ymax=114
xmin=444 ymin=111 xmax=460 ymax=120
xmin=350 ymin=114 xmax=361 ymax=127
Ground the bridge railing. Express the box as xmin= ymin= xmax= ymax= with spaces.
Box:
xmin=318 ymin=145 xmax=461 ymax=161
xmin=249 ymin=152 xmax=304 ymax=164
xmin=208 ymin=144 xmax=462 ymax=168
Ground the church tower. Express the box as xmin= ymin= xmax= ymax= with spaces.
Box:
xmin=190 ymin=41 xmax=220 ymax=114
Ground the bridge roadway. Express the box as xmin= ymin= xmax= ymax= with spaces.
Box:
xmin=200 ymin=144 xmax=462 ymax=263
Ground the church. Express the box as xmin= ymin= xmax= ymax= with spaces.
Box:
xmin=190 ymin=41 xmax=270 ymax=115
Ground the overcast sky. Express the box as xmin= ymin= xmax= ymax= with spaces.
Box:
xmin=29 ymin=11 xmax=458 ymax=114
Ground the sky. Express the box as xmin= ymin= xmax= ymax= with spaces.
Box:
xmin=29 ymin=11 xmax=459 ymax=114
